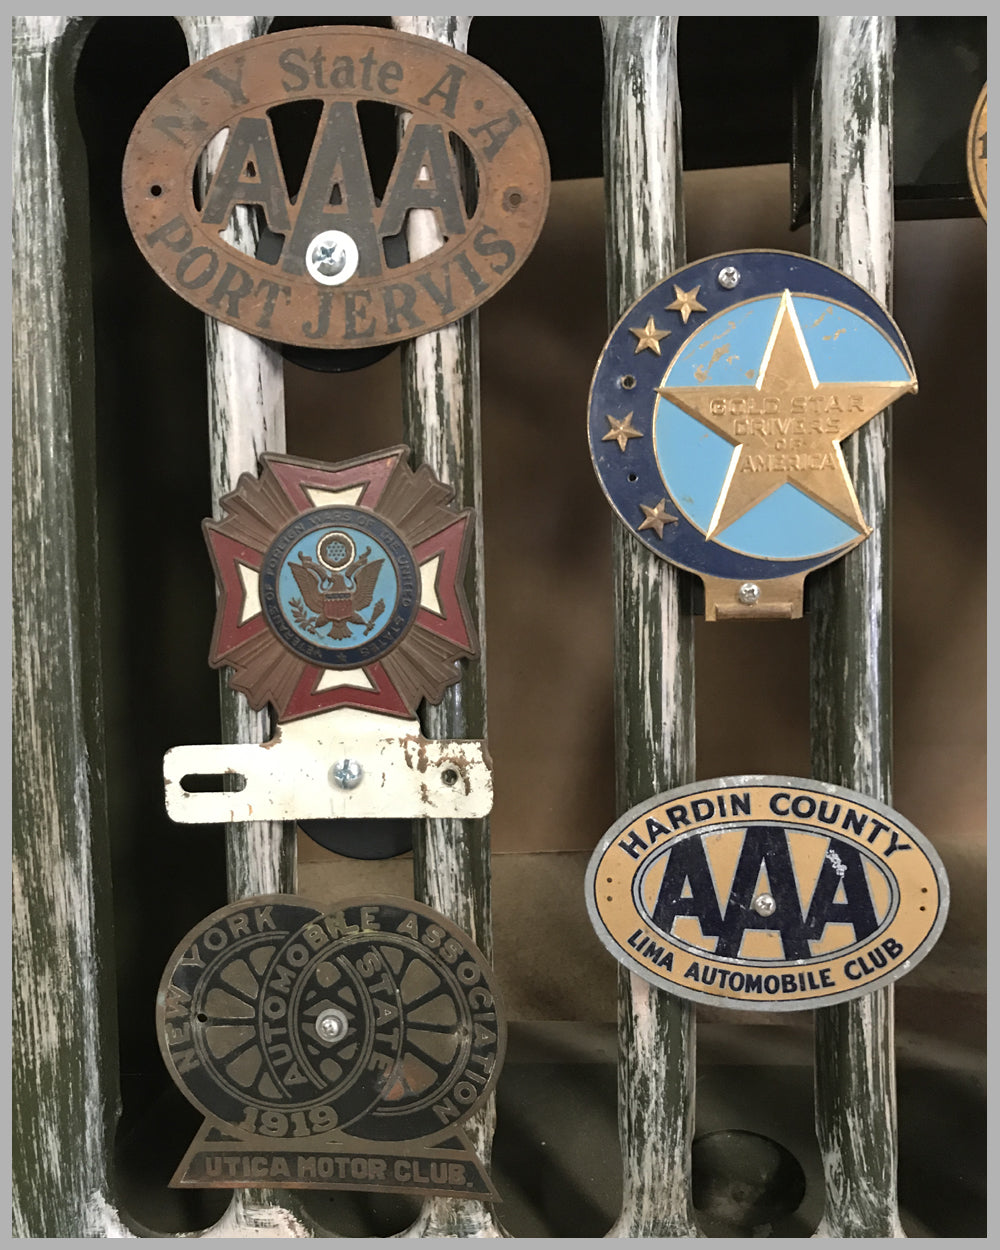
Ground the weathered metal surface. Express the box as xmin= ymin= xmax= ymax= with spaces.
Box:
xmin=387 ymin=13 xmax=504 ymax=1241
xmin=600 ymin=15 xmax=699 ymax=1240
xmin=124 ymin=26 xmax=550 ymax=349
xmin=157 ymin=896 xmax=504 ymax=1199
xmin=177 ymin=16 xmax=312 ymax=1239
xmin=588 ymin=250 xmax=916 ymax=621
xmin=809 ymin=15 xmax=905 ymax=1239
xmin=11 ymin=15 xmax=134 ymax=1238
xmin=165 ymin=708 xmax=493 ymax=823
xmin=587 ymin=777 xmax=948 ymax=1011
xmin=966 ymin=83 xmax=987 ymax=219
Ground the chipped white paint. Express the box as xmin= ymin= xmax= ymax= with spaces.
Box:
xmin=600 ymin=17 xmax=699 ymax=1239
xmin=191 ymin=1192 xmax=315 ymax=1238
xmin=809 ymin=16 xmax=904 ymax=1240
xmin=176 ymin=16 xmax=291 ymax=909
xmin=12 ymin=14 xmax=131 ymax=1237
xmin=164 ymin=708 xmax=493 ymax=822
xmin=390 ymin=14 xmax=503 ymax=1240
xmin=174 ymin=16 xmax=316 ymax=1238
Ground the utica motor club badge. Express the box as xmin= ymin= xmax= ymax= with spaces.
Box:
xmin=163 ymin=448 xmax=492 ymax=827
xmin=585 ymin=777 xmax=948 ymax=1012
xmin=588 ymin=250 xmax=917 ymax=619
xmin=122 ymin=26 xmax=550 ymax=350
xmin=157 ymin=895 xmax=505 ymax=1198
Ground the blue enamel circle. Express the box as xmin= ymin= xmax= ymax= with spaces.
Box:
xmin=588 ymin=250 xmax=915 ymax=582
xmin=259 ymin=506 xmax=419 ymax=668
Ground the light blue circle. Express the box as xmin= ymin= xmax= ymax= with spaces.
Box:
xmin=278 ymin=526 xmax=397 ymax=650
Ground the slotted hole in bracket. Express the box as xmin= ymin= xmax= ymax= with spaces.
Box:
xmin=179 ymin=772 xmax=247 ymax=793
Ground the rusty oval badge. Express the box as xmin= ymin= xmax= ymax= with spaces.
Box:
xmin=123 ymin=26 xmax=550 ymax=348
xmin=585 ymin=776 xmax=949 ymax=1011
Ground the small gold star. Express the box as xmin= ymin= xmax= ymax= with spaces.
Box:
xmin=602 ymin=411 xmax=643 ymax=452
xmin=629 ymin=316 xmax=671 ymax=355
xmin=666 ymin=284 xmax=707 ymax=325
xmin=637 ymin=498 xmax=678 ymax=539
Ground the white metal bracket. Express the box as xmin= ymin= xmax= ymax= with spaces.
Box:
xmin=163 ymin=707 xmax=493 ymax=824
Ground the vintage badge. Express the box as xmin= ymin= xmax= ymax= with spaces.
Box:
xmin=123 ymin=26 xmax=550 ymax=349
xmin=585 ymin=777 xmax=948 ymax=1011
xmin=203 ymin=447 xmax=476 ymax=722
xmin=967 ymin=83 xmax=987 ymax=220
xmin=163 ymin=447 xmax=492 ymax=829
xmin=157 ymin=895 xmax=505 ymax=1197
xmin=588 ymin=251 xmax=917 ymax=619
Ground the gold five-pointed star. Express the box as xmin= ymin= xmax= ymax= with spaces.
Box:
xmin=629 ymin=316 xmax=671 ymax=355
xmin=666 ymin=284 xmax=707 ymax=324
xmin=655 ymin=291 xmax=916 ymax=540
xmin=602 ymin=411 xmax=643 ymax=452
xmin=637 ymin=498 xmax=678 ymax=538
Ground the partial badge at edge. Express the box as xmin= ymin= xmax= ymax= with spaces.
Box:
xmin=122 ymin=25 xmax=550 ymax=350
xmin=967 ymin=83 xmax=987 ymax=220
xmin=585 ymin=776 xmax=948 ymax=1012
xmin=157 ymin=895 xmax=505 ymax=1199
xmin=588 ymin=250 xmax=918 ymax=620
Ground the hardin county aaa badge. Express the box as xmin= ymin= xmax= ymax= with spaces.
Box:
xmin=585 ymin=777 xmax=948 ymax=1011
xmin=588 ymin=251 xmax=917 ymax=619
xmin=157 ymin=895 xmax=505 ymax=1198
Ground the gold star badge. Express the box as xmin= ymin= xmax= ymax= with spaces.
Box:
xmin=629 ymin=316 xmax=671 ymax=355
xmin=655 ymin=291 xmax=916 ymax=540
xmin=602 ymin=411 xmax=643 ymax=452
xmin=637 ymin=499 xmax=678 ymax=539
xmin=666 ymin=284 xmax=707 ymax=325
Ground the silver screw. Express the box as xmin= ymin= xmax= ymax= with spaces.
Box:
xmin=305 ymin=229 xmax=359 ymax=286
xmin=738 ymin=582 xmax=760 ymax=605
xmin=331 ymin=758 xmax=363 ymax=790
xmin=718 ymin=265 xmax=741 ymax=289
xmin=753 ymin=893 xmax=776 ymax=917
xmin=315 ymin=1007 xmax=350 ymax=1042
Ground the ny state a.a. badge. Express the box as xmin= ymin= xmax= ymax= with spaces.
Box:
xmin=163 ymin=448 xmax=493 ymax=830
xmin=588 ymin=250 xmax=917 ymax=619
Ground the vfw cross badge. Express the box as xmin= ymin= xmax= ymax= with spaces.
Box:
xmin=588 ymin=250 xmax=917 ymax=619
xmin=163 ymin=448 xmax=492 ymax=825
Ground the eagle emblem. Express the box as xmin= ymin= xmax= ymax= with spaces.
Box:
xmin=289 ymin=530 xmax=386 ymax=640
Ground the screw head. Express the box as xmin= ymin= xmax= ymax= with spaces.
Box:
xmin=315 ymin=1007 xmax=350 ymax=1042
xmin=305 ymin=230 xmax=359 ymax=286
xmin=331 ymin=758 xmax=363 ymax=790
xmin=738 ymin=582 xmax=760 ymax=605
xmin=718 ymin=265 xmax=741 ymax=290
xmin=753 ymin=893 xmax=776 ymax=917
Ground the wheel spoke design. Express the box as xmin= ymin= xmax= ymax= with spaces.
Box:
xmin=157 ymin=895 xmax=505 ymax=1148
